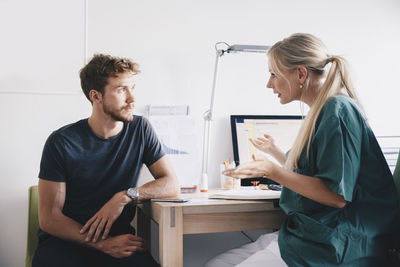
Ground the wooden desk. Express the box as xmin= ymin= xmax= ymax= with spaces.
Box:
xmin=136 ymin=190 xmax=286 ymax=267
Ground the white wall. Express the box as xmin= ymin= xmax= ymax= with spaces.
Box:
xmin=1 ymin=0 xmax=399 ymax=266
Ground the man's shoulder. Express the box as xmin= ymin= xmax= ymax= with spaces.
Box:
xmin=49 ymin=119 xmax=88 ymax=142
xmin=126 ymin=115 xmax=152 ymax=131
xmin=129 ymin=115 xmax=147 ymax=125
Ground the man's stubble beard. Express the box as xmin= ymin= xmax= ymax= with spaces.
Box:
xmin=103 ymin=103 xmax=134 ymax=123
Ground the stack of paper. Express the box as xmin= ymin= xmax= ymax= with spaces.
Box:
xmin=209 ymin=188 xmax=281 ymax=200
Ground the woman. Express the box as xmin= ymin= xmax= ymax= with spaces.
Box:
xmin=206 ymin=33 xmax=399 ymax=266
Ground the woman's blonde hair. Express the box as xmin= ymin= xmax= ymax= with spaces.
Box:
xmin=267 ymin=33 xmax=358 ymax=170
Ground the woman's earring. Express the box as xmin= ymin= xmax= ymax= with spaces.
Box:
xmin=300 ymin=84 xmax=304 ymax=89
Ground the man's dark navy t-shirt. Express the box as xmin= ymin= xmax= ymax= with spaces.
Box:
xmin=38 ymin=116 xmax=165 ymax=236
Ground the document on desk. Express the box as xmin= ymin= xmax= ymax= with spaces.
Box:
xmin=149 ymin=115 xmax=199 ymax=188
xmin=209 ymin=188 xmax=281 ymax=200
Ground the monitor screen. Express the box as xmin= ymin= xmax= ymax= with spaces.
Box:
xmin=230 ymin=115 xmax=303 ymax=184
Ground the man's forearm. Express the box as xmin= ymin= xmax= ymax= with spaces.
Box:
xmin=38 ymin=179 xmax=111 ymax=251
xmin=137 ymin=175 xmax=179 ymax=201
xmin=40 ymin=212 xmax=141 ymax=257
xmin=40 ymin=212 xmax=102 ymax=250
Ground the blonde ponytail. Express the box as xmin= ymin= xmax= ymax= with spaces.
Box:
xmin=267 ymin=34 xmax=358 ymax=170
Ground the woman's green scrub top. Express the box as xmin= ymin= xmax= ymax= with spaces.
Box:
xmin=278 ymin=96 xmax=399 ymax=266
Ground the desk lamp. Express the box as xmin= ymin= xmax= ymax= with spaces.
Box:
xmin=200 ymin=43 xmax=270 ymax=192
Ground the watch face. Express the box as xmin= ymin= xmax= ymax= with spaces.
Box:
xmin=127 ymin=188 xmax=134 ymax=197
xmin=127 ymin=188 xmax=137 ymax=199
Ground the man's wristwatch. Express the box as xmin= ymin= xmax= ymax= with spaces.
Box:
xmin=127 ymin=187 xmax=139 ymax=205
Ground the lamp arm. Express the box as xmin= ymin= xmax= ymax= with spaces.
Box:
xmin=199 ymin=42 xmax=270 ymax=192
xmin=200 ymin=50 xmax=224 ymax=191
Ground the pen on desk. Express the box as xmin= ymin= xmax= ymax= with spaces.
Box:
xmin=224 ymin=161 xmax=229 ymax=169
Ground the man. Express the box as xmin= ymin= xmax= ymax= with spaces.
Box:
xmin=33 ymin=54 xmax=180 ymax=267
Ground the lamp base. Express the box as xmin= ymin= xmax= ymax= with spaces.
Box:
xmin=200 ymin=173 xmax=208 ymax=192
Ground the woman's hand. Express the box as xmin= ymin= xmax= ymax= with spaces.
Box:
xmin=249 ymin=134 xmax=277 ymax=154
xmin=223 ymin=154 xmax=277 ymax=179
xmin=249 ymin=134 xmax=286 ymax=166
xmin=80 ymin=191 xmax=131 ymax=242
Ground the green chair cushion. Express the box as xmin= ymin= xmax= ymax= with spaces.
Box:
xmin=25 ymin=185 xmax=39 ymax=267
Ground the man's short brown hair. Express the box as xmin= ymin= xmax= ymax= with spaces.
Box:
xmin=79 ymin=54 xmax=140 ymax=102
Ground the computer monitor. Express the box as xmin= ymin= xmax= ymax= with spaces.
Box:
xmin=230 ymin=115 xmax=303 ymax=185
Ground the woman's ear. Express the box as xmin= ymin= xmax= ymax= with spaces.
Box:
xmin=297 ymin=66 xmax=308 ymax=84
